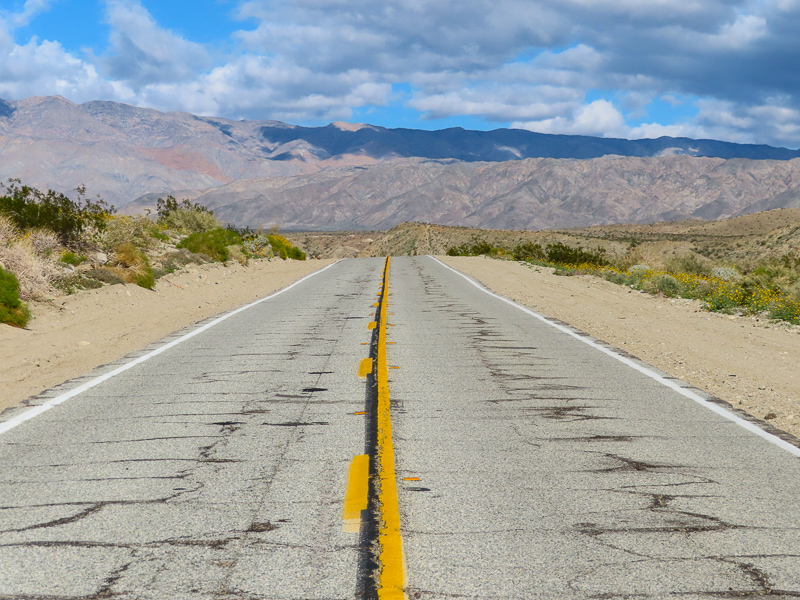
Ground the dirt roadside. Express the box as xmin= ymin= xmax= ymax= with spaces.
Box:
xmin=0 ymin=258 xmax=335 ymax=414
xmin=441 ymin=256 xmax=800 ymax=438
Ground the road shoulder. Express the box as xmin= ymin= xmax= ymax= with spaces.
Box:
xmin=440 ymin=255 xmax=800 ymax=438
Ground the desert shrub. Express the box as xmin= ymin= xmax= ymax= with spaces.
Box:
xmin=227 ymin=245 xmax=248 ymax=266
xmin=0 ymin=241 xmax=59 ymax=301
xmin=53 ymin=272 xmax=104 ymax=294
xmin=101 ymin=215 xmax=165 ymax=252
xmin=161 ymin=248 xmax=209 ymax=273
xmin=768 ymin=298 xmax=800 ymax=324
xmin=59 ymin=250 xmax=86 ymax=266
xmin=0 ymin=267 xmax=30 ymax=327
xmin=25 ymin=228 xmax=61 ymax=257
xmin=545 ymin=242 xmax=608 ymax=266
xmin=109 ymin=242 xmax=155 ymax=289
xmin=177 ymin=228 xmax=242 ymax=262
xmin=0 ymin=180 xmax=113 ymax=246
xmin=266 ymin=234 xmax=306 ymax=260
xmin=241 ymin=233 xmax=275 ymax=258
xmin=85 ymin=268 xmax=125 ymax=285
xmin=664 ymin=253 xmax=712 ymax=277
xmin=156 ymin=195 xmax=221 ymax=234
xmin=642 ymin=273 xmax=681 ymax=297
xmin=625 ymin=264 xmax=652 ymax=286
xmin=446 ymin=237 xmax=498 ymax=257
xmin=712 ymin=266 xmax=742 ymax=281
xmin=512 ymin=241 xmax=545 ymax=261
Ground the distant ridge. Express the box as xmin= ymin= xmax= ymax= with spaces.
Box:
xmin=0 ymin=95 xmax=799 ymax=209
xmin=3 ymin=95 xmax=800 ymax=231
xmin=257 ymin=122 xmax=800 ymax=162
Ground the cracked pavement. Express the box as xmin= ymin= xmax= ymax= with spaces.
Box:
xmin=0 ymin=258 xmax=384 ymax=600
xmin=2 ymin=255 xmax=800 ymax=599
xmin=389 ymin=257 xmax=800 ymax=599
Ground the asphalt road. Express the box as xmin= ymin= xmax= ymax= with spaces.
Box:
xmin=2 ymin=255 xmax=800 ymax=599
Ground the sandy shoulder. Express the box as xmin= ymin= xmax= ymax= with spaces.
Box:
xmin=441 ymin=256 xmax=800 ymax=438
xmin=1 ymin=258 xmax=336 ymax=414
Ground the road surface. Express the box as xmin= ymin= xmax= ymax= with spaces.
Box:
xmin=1 ymin=255 xmax=799 ymax=599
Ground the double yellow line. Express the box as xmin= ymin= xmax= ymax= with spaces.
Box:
xmin=374 ymin=258 xmax=406 ymax=599
xmin=345 ymin=257 xmax=406 ymax=598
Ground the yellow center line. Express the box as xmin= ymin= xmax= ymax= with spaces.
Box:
xmin=376 ymin=257 xmax=407 ymax=599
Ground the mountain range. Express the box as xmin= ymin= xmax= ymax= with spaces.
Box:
xmin=3 ymin=95 xmax=800 ymax=230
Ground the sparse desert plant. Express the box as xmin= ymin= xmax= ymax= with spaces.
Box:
xmin=53 ymin=272 xmax=104 ymax=294
xmin=161 ymin=248 xmax=209 ymax=272
xmin=642 ymin=273 xmax=682 ymax=297
xmin=446 ymin=237 xmax=500 ymax=257
xmin=511 ymin=241 xmax=545 ymax=261
xmin=25 ymin=228 xmax=61 ymax=257
xmin=545 ymin=242 xmax=608 ymax=266
xmin=266 ymin=234 xmax=306 ymax=260
xmin=177 ymin=228 xmax=243 ymax=263
xmin=712 ymin=266 xmax=742 ymax=281
xmin=84 ymin=268 xmax=125 ymax=285
xmin=59 ymin=250 xmax=87 ymax=266
xmin=0 ymin=267 xmax=30 ymax=327
xmin=156 ymin=195 xmax=221 ymax=234
xmin=241 ymin=233 xmax=275 ymax=258
xmin=664 ymin=253 xmax=713 ymax=277
xmin=0 ymin=238 xmax=59 ymax=301
xmin=108 ymin=242 xmax=155 ymax=289
xmin=227 ymin=245 xmax=248 ymax=266
xmin=101 ymin=215 xmax=165 ymax=252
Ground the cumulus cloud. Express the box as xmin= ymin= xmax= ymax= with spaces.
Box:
xmin=2 ymin=0 xmax=800 ymax=147
xmin=99 ymin=0 xmax=210 ymax=87
xmin=512 ymin=99 xmax=629 ymax=137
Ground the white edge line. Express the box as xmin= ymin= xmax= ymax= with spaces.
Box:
xmin=430 ymin=256 xmax=800 ymax=458
xmin=0 ymin=260 xmax=343 ymax=436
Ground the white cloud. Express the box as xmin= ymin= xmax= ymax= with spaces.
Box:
xmin=512 ymin=99 xmax=629 ymax=137
xmin=1 ymin=0 xmax=800 ymax=148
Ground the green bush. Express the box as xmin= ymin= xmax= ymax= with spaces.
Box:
xmin=266 ymin=234 xmax=306 ymax=260
xmin=446 ymin=237 xmax=499 ymax=257
xmin=177 ymin=228 xmax=243 ymax=262
xmin=0 ymin=267 xmax=30 ymax=327
xmin=511 ymin=241 xmax=545 ymax=261
xmin=59 ymin=250 xmax=86 ymax=266
xmin=642 ymin=273 xmax=681 ymax=297
xmin=109 ymin=243 xmax=156 ymax=290
xmin=0 ymin=180 xmax=113 ymax=246
xmin=544 ymin=242 xmax=608 ymax=266
xmin=664 ymin=253 xmax=712 ymax=277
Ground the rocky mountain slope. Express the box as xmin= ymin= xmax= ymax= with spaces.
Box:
xmin=3 ymin=95 xmax=800 ymax=211
xmin=180 ymin=155 xmax=800 ymax=230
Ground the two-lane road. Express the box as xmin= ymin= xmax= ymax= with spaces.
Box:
xmin=1 ymin=256 xmax=799 ymax=599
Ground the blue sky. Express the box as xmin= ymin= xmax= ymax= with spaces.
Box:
xmin=1 ymin=0 xmax=800 ymax=147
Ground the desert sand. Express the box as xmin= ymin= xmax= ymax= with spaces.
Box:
xmin=442 ymin=256 xmax=800 ymax=438
xmin=2 ymin=255 xmax=798 ymax=440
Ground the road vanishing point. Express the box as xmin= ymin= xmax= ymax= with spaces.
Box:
xmin=2 ymin=256 xmax=800 ymax=599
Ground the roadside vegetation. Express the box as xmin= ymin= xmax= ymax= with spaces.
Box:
xmin=447 ymin=235 xmax=800 ymax=325
xmin=0 ymin=183 xmax=305 ymax=328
